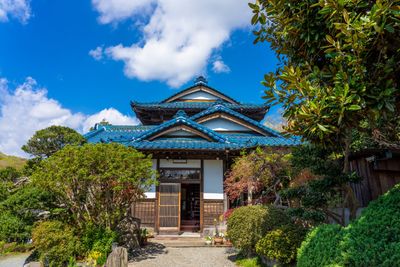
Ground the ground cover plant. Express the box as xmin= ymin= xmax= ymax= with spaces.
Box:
xmin=297 ymin=184 xmax=400 ymax=266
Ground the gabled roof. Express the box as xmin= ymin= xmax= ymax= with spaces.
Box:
xmin=131 ymin=101 xmax=267 ymax=110
xmin=83 ymin=125 xmax=155 ymax=143
xmin=161 ymin=83 xmax=239 ymax=104
xmin=132 ymin=110 xmax=228 ymax=143
xmin=84 ymin=123 xmax=301 ymax=151
xmin=190 ymin=103 xmax=282 ymax=137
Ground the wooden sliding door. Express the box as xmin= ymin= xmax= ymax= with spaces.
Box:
xmin=158 ymin=183 xmax=180 ymax=231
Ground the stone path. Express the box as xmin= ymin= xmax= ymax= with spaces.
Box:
xmin=129 ymin=243 xmax=237 ymax=267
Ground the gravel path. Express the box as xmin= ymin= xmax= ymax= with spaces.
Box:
xmin=0 ymin=253 xmax=30 ymax=267
xmin=129 ymin=244 xmax=237 ymax=267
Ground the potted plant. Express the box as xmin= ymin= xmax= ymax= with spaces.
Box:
xmin=205 ymin=236 xmax=212 ymax=245
xmin=213 ymin=218 xmax=224 ymax=245
xmin=213 ymin=232 xmax=224 ymax=245
xmin=140 ymin=228 xmax=148 ymax=246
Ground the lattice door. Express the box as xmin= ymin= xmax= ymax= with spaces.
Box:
xmin=158 ymin=183 xmax=180 ymax=230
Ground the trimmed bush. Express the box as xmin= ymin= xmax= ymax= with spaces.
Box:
xmin=298 ymin=184 xmax=400 ymax=267
xmin=297 ymin=224 xmax=343 ymax=267
xmin=227 ymin=205 xmax=290 ymax=254
xmin=256 ymin=224 xmax=306 ymax=264
xmin=32 ymin=221 xmax=80 ymax=266
xmin=340 ymin=184 xmax=400 ymax=266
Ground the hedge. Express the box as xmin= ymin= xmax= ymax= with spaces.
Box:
xmin=298 ymin=184 xmax=400 ymax=267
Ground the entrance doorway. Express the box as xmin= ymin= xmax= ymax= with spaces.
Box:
xmin=180 ymin=183 xmax=200 ymax=232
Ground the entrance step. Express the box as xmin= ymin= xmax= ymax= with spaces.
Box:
xmin=150 ymin=236 xmax=205 ymax=247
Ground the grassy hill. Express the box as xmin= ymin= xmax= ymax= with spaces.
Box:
xmin=0 ymin=152 xmax=27 ymax=170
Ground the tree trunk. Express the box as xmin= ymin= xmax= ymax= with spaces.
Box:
xmin=247 ymin=181 xmax=253 ymax=206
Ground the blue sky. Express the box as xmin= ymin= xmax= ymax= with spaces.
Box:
xmin=0 ymin=0 xmax=280 ymax=156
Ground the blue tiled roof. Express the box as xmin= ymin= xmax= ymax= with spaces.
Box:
xmin=85 ymin=126 xmax=301 ymax=151
xmin=190 ymin=103 xmax=282 ymax=137
xmin=85 ymin=108 xmax=301 ymax=151
xmin=133 ymin=112 xmax=229 ymax=143
xmin=83 ymin=125 xmax=155 ymax=143
xmin=131 ymin=101 xmax=267 ymax=110
xmin=161 ymin=83 xmax=240 ymax=104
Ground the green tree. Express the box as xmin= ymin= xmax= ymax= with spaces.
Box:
xmin=281 ymin=144 xmax=359 ymax=225
xmin=250 ymin=0 xmax=400 ymax=169
xmin=22 ymin=125 xmax=86 ymax=159
xmin=31 ymin=143 xmax=156 ymax=229
xmin=250 ymin=0 xmax=400 ymax=218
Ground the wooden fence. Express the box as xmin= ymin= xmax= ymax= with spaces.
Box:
xmin=350 ymin=149 xmax=400 ymax=207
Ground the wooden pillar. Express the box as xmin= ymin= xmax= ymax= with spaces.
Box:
xmin=200 ymin=159 xmax=204 ymax=232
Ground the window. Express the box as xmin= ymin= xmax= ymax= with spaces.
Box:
xmin=159 ymin=168 xmax=200 ymax=180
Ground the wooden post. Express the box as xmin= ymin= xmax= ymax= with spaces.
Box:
xmin=105 ymin=247 xmax=128 ymax=267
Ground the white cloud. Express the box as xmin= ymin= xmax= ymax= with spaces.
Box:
xmin=82 ymin=108 xmax=139 ymax=132
xmin=212 ymin=59 xmax=230 ymax=73
xmin=92 ymin=0 xmax=153 ymax=24
xmin=89 ymin=46 xmax=104 ymax=61
xmin=0 ymin=0 xmax=31 ymax=23
xmin=92 ymin=0 xmax=251 ymax=87
xmin=0 ymin=77 xmax=138 ymax=157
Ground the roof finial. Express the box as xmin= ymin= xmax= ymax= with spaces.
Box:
xmin=194 ymin=75 xmax=208 ymax=85
xmin=174 ymin=110 xmax=188 ymax=118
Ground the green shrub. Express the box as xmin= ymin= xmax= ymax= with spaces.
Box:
xmin=81 ymin=224 xmax=117 ymax=265
xmin=297 ymin=224 xmax=343 ymax=267
xmin=256 ymin=224 xmax=306 ymax=264
xmin=340 ymin=184 xmax=400 ymax=266
xmin=298 ymin=184 xmax=400 ymax=267
xmin=0 ymin=211 xmax=29 ymax=242
xmin=235 ymin=256 xmax=266 ymax=267
xmin=227 ymin=205 xmax=290 ymax=254
xmin=32 ymin=221 xmax=80 ymax=267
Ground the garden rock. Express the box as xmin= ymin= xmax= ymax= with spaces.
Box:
xmin=116 ymin=216 xmax=141 ymax=251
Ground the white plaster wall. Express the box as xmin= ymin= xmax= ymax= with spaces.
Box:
xmin=203 ymin=160 xmax=224 ymax=199
xmin=160 ymin=159 xmax=201 ymax=168
xmin=180 ymin=91 xmax=219 ymax=101
xmin=144 ymin=159 xmax=157 ymax=199
xmin=201 ymin=118 xmax=250 ymax=132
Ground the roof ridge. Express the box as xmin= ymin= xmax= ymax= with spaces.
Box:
xmin=190 ymin=104 xmax=282 ymax=137
xmin=160 ymin=83 xmax=240 ymax=104
xmin=132 ymin=112 xmax=228 ymax=143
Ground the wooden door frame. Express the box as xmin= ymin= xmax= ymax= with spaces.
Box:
xmin=158 ymin=182 xmax=181 ymax=231
xmin=155 ymin=160 xmax=204 ymax=233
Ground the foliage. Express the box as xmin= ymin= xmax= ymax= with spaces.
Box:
xmin=235 ymin=256 xmax=266 ymax=267
xmin=0 ymin=183 xmax=57 ymax=243
xmin=251 ymin=0 xmax=400 ymax=152
xmin=297 ymin=224 xmax=343 ymax=267
xmin=0 ymin=152 xmax=26 ymax=170
xmin=0 ymin=166 xmax=22 ymax=181
xmin=224 ymin=147 xmax=291 ymax=204
xmin=32 ymin=143 xmax=156 ymax=229
xmin=227 ymin=205 xmax=290 ymax=254
xmin=81 ymin=224 xmax=117 ymax=265
xmin=0 ymin=211 xmax=28 ymax=242
xmin=298 ymin=184 xmax=400 ymax=266
xmin=22 ymin=125 xmax=86 ymax=159
xmin=256 ymin=224 xmax=307 ymax=264
xmin=340 ymin=183 xmax=400 ymax=266
xmin=32 ymin=221 xmax=81 ymax=267
xmin=0 ymin=241 xmax=32 ymax=255
xmin=281 ymin=145 xmax=360 ymax=225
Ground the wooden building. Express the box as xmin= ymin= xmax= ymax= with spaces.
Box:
xmin=85 ymin=77 xmax=299 ymax=233
xmin=350 ymin=149 xmax=400 ymax=207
